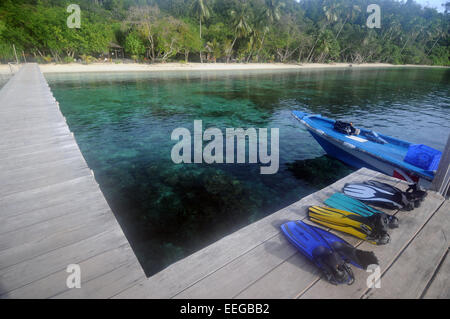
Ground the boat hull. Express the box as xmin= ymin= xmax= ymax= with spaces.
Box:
xmin=307 ymin=128 xmax=431 ymax=187
xmin=289 ymin=109 xmax=436 ymax=187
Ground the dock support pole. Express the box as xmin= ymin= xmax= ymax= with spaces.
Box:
xmin=431 ymin=134 xmax=450 ymax=197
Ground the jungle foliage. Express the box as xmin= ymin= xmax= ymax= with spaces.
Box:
xmin=0 ymin=0 xmax=448 ymax=65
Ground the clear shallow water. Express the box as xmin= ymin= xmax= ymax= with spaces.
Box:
xmin=46 ymin=67 xmax=450 ymax=275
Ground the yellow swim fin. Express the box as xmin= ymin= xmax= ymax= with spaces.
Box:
xmin=308 ymin=206 xmax=390 ymax=245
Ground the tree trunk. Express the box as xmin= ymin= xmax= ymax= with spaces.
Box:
xmin=256 ymin=29 xmax=267 ymax=62
xmin=399 ymin=36 xmax=411 ymax=55
xmin=185 ymin=50 xmax=189 ymax=63
xmin=12 ymin=44 xmax=19 ymax=64
xmin=306 ymin=35 xmax=320 ymax=63
xmin=427 ymin=35 xmax=440 ymax=56
xmin=335 ymin=16 xmax=348 ymax=41
xmin=226 ymin=36 xmax=238 ymax=63
xmin=298 ymin=47 xmax=303 ymax=63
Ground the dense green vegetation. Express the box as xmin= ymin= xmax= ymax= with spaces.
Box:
xmin=0 ymin=0 xmax=448 ymax=65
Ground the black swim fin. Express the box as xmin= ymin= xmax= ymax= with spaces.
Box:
xmin=365 ymin=180 xmax=426 ymax=208
xmin=343 ymin=181 xmax=414 ymax=211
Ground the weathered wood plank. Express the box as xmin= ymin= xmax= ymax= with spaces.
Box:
xmin=0 ymin=175 xmax=100 ymax=218
xmin=422 ymin=249 xmax=450 ymax=299
xmin=0 ymin=136 xmax=77 ymax=159
xmin=0 ymin=188 xmax=106 ymax=235
xmin=0 ymin=209 xmax=115 ymax=270
xmin=0 ymin=147 xmax=81 ymax=172
xmin=0 ymin=158 xmax=90 ymax=197
xmin=364 ymin=200 xmax=449 ymax=299
xmin=174 ymin=232 xmax=299 ymax=299
xmin=0 ymin=228 xmax=128 ymax=295
xmin=53 ymin=257 xmax=145 ymax=299
xmin=2 ymin=244 xmax=138 ymax=299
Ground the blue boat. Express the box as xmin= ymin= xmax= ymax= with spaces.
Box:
xmin=292 ymin=111 xmax=442 ymax=187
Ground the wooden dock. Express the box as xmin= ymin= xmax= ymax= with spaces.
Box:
xmin=1 ymin=64 xmax=448 ymax=299
xmin=0 ymin=64 xmax=146 ymax=298
xmin=116 ymin=169 xmax=449 ymax=299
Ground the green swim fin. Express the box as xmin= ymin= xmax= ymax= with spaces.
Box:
xmin=324 ymin=193 xmax=399 ymax=229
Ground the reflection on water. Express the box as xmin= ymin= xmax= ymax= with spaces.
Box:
xmin=46 ymin=67 xmax=450 ymax=276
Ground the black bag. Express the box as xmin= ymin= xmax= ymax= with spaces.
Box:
xmin=334 ymin=121 xmax=354 ymax=135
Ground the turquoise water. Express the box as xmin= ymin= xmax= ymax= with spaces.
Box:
xmin=46 ymin=67 xmax=450 ymax=275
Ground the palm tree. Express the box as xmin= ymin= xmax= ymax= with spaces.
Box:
xmin=263 ymin=0 xmax=284 ymax=24
xmin=191 ymin=0 xmax=211 ymax=39
xmin=255 ymin=0 xmax=285 ymax=61
xmin=226 ymin=6 xmax=253 ymax=63
xmin=334 ymin=4 xmax=361 ymax=41
xmin=306 ymin=1 xmax=340 ymax=62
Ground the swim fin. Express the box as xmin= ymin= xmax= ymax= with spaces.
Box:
xmin=309 ymin=223 xmax=378 ymax=269
xmin=281 ymin=221 xmax=378 ymax=284
xmin=308 ymin=206 xmax=390 ymax=245
xmin=365 ymin=180 xmax=427 ymax=207
xmin=343 ymin=182 xmax=414 ymax=211
xmin=324 ymin=192 xmax=399 ymax=228
xmin=281 ymin=220 xmax=354 ymax=285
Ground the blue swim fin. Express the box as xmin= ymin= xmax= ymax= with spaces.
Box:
xmin=325 ymin=193 xmax=399 ymax=228
xmin=308 ymin=223 xmax=379 ymax=269
xmin=281 ymin=221 xmax=378 ymax=284
xmin=281 ymin=221 xmax=354 ymax=285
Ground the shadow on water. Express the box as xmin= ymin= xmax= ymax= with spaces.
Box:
xmin=45 ymin=67 xmax=450 ymax=276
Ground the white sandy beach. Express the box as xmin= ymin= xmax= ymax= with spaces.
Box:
xmin=0 ymin=62 xmax=446 ymax=75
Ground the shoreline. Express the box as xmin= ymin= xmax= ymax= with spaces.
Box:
xmin=0 ymin=62 xmax=447 ymax=75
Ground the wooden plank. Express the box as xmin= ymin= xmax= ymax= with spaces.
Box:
xmin=174 ymin=232 xmax=301 ymax=299
xmin=299 ymin=191 xmax=445 ymax=299
xmin=0 ymin=136 xmax=77 ymax=159
xmin=0 ymin=175 xmax=99 ymax=219
xmin=0 ymin=188 xmax=106 ymax=235
xmin=0 ymin=147 xmax=81 ymax=172
xmin=422 ymin=249 xmax=450 ymax=299
xmin=53 ymin=258 xmax=144 ymax=299
xmin=0 ymin=228 xmax=127 ymax=295
xmin=115 ymin=168 xmax=380 ymax=298
xmin=0 ymin=198 xmax=110 ymax=251
xmin=2 ymin=244 xmax=140 ymax=299
xmin=364 ymin=200 xmax=449 ymax=299
xmin=0 ymin=121 xmax=67 ymax=134
xmin=0 ymin=209 xmax=115 ymax=270
xmin=0 ymin=158 xmax=90 ymax=197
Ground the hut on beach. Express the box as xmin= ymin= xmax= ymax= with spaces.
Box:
xmin=109 ymin=42 xmax=124 ymax=60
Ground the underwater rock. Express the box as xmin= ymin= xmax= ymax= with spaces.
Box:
xmin=287 ymin=155 xmax=354 ymax=188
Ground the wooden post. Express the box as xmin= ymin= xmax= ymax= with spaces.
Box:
xmin=431 ymin=134 xmax=450 ymax=196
